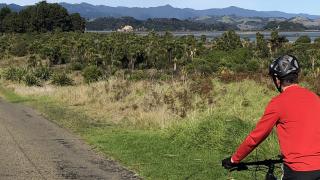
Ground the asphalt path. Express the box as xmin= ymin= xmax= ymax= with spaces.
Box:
xmin=0 ymin=98 xmax=139 ymax=180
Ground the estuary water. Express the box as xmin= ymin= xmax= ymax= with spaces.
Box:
xmin=88 ymin=30 xmax=320 ymax=42
xmin=162 ymin=31 xmax=320 ymax=42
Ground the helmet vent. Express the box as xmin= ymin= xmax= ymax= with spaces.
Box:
xmin=269 ymin=55 xmax=300 ymax=78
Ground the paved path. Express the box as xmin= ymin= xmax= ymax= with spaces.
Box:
xmin=0 ymin=98 xmax=139 ymax=180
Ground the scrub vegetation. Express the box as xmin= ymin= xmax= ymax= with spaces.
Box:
xmin=1 ymin=2 xmax=320 ymax=179
xmin=0 ymin=78 xmax=281 ymax=179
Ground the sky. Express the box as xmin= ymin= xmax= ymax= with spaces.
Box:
xmin=1 ymin=0 xmax=319 ymax=15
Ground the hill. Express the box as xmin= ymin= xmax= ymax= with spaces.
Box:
xmin=194 ymin=15 xmax=320 ymax=31
xmin=1 ymin=3 xmax=320 ymax=20
xmin=0 ymin=3 xmax=24 ymax=11
xmin=86 ymin=17 xmax=238 ymax=31
xmin=87 ymin=16 xmax=319 ymax=31
xmin=2 ymin=3 xmax=320 ymax=31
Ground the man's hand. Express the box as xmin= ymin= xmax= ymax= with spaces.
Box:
xmin=221 ymin=157 xmax=238 ymax=169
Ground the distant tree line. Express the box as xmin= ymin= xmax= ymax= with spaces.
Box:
xmin=264 ymin=21 xmax=307 ymax=31
xmin=0 ymin=30 xmax=320 ymax=94
xmin=0 ymin=1 xmax=85 ymax=33
xmin=86 ymin=17 xmax=238 ymax=31
xmin=1 ymin=30 xmax=320 ymax=75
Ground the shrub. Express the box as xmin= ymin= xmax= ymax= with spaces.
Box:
xmin=128 ymin=70 xmax=148 ymax=81
xmin=10 ymin=41 xmax=28 ymax=57
xmin=295 ymin=35 xmax=311 ymax=44
xmin=2 ymin=67 xmax=27 ymax=83
xmin=246 ymin=59 xmax=260 ymax=72
xmin=304 ymin=74 xmax=320 ymax=96
xmin=190 ymin=78 xmax=213 ymax=98
xmin=52 ymin=72 xmax=73 ymax=86
xmin=204 ymin=48 xmax=255 ymax=73
xmin=186 ymin=58 xmax=219 ymax=74
xmin=42 ymin=46 xmax=68 ymax=66
xmin=82 ymin=65 xmax=103 ymax=84
xmin=70 ymin=62 xmax=84 ymax=71
xmin=23 ymin=73 xmax=41 ymax=86
xmin=33 ymin=66 xmax=52 ymax=81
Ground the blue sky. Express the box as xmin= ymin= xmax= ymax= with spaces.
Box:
xmin=1 ymin=0 xmax=319 ymax=15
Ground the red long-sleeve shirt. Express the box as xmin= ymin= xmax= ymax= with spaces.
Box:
xmin=232 ymin=85 xmax=320 ymax=171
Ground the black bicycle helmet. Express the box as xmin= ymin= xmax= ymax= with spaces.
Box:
xmin=269 ymin=55 xmax=300 ymax=92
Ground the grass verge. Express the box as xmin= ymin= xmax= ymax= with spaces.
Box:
xmin=0 ymin=81 xmax=281 ymax=180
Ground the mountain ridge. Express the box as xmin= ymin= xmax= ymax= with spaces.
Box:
xmin=1 ymin=3 xmax=320 ymax=20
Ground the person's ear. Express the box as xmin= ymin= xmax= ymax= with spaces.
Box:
xmin=276 ymin=78 xmax=281 ymax=87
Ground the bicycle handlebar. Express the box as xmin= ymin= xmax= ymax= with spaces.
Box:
xmin=230 ymin=159 xmax=283 ymax=172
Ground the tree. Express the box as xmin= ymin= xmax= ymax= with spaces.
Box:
xmin=30 ymin=1 xmax=71 ymax=32
xmin=0 ymin=7 xmax=12 ymax=32
xmin=215 ymin=30 xmax=242 ymax=51
xmin=255 ymin=32 xmax=269 ymax=58
xmin=200 ymin=35 xmax=207 ymax=43
xmin=70 ymin=13 xmax=86 ymax=32
xmin=264 ymin=21 xmax=306 ymax=31
xmin=270 ymin=30 xmax=288 ymax=57
xmin=127 ymin=36 xmax=145 ymax=70
xmin=2 ymin=12 xmax=24 ymax=33
xmin=42 ymin=45 xmax=67 ymax=66
xmin=0 ymin=1 xmax=85 ymax=33
xmin=0 ymin=7 xmax=11 ymax=20
xmin=307 ymin=49 xmax=320 ymax=76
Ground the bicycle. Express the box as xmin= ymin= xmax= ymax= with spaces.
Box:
xmin=229 ymin=158 xmax=283 ymax=180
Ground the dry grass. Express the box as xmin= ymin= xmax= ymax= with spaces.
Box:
xmin=5 ymin=76 xmax=220 ymax=129
xmin=2 ymin=62 xmax=278 ymax=130
xmin=0 ymin=56 xmax=28 ymax=67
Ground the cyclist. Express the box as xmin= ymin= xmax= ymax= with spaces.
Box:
xmin=222 ymin=55 xmax=320 ymax=180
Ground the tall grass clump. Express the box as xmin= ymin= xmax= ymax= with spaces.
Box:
xmin=2 ymin=67 xmax=27 ymax=83
xmin=162 ymin=79 xmax=280 ymax=166
xmin=33 ymin=66 xmax=52 ymax=81
xmin=51 ymin=72 xmax=73 ymax=86
xmin=23 ymin=73 xmax=41 ymax=86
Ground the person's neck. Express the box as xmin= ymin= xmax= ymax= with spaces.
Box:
xmin=282 ymin=84 xmax=298 ymax=92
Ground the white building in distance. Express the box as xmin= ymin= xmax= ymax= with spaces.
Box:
xmin=117 ymin=25 xmax=134 ymax=32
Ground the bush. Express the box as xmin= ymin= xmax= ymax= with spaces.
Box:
xmin=42 ymin=46 xmax=68 ymax=66
xmin=82 ymin=65 xmax=103 ymax=84
xmin=70 ymin=62 xmax=84 ymax=71
xmin=23 ymin=73 xmax=41 ymax=86
xmin=295 ymin=35 xmax=311 ymax=44
xmin=10 ymin=41 xmax=28 ymax=57
xmin=2 ymin=67 xmax=27 ymax=82
xmin=205 ymin=48 xmax=254 ymax=73
xmin=33 ymin=66 xmax=52 ymax=81
xmin=186 ymin=58 xmax=219 ymax=74
xmin=246 ymin=59 xmax=260 ymax=72
xmin=128 ymin=70 xmax=148 ymax=81
xmin=52 ymin=72 xmax=73 ymax=86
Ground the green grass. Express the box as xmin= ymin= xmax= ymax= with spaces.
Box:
xmin=0 ymin=85 xmax=32 ymax=103
xmin=0 ymin=80 xmax=281 ymax=180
